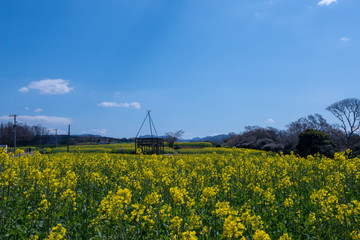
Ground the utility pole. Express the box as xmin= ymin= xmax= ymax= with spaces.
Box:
xmin=9 ymin=114 xmax=17 ymax=153
xmin=54 ymin=129 xmax=58 ymax=147
xmin=67 ymin=125 xmax=70 ymax=152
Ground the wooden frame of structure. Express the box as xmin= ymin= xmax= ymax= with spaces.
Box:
xmin=135 ymin=110 xmax=164 ymax=154
xmin=135 ymin=137 xmax=164 ymax=154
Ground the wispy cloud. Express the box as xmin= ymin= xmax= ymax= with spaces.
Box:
xmin=98 ymin=101 xmax=141 ymax=109
xmin=0 ymin=115 xmax=71 ymax=126
xmin=98 ymin=102 xmax=120 ymax=107
xmin=34 ymin=108 xmax=43 ymax=113
xmin=19 ymin=87 xmax=29 ymax=93
xmin=318 ymin=0 xmax=337 ymax=6
xmin=19 ymin=79 xmax=74 ymax=95
xmin=340 ymin=37 xmax=350 ymax=42
xmin=265 ymin=118 xmax=275 ymax=124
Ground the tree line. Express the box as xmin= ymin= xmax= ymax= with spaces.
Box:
xmin=0 ymin=122 xmax=50 ymax=146
xmin=225 ymin=98 xmax=360 ymax=157
xmin=0 ymin=122 xmax=130 ymax=147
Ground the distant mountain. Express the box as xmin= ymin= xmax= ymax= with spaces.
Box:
xmin=75 ymin=134 xmax=103 ymax=138
xmin=188 ymin=134 xmax=231 ymax=143
xmin=136 ymin=134 xmax=230 ymax=143
xmin=67 ymin=134 xmax=230 ymax=143
xmin=137 ymin=135 xmax=166 ymax=139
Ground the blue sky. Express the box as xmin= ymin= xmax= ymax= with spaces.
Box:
xmin=1 ymin=0 xmax=359 ymax=139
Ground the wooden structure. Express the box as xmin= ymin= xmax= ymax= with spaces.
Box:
xmin=135 ymin=137 xmax=164 ymax=155
xmin=135 ymin=110 xmax=164 ymax=154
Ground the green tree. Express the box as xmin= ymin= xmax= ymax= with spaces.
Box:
xmin=296 ymin=129 xmax=338 ymax=158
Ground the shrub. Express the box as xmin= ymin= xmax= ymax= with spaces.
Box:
xmin=296 ymin=129 xmax=338 ymax=158
xmin=347 ymin=134 xmax=360 ymax=157
xmin=226 ymin=127 xmax=285 ymax=153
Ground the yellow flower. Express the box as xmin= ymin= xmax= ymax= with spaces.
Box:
xmin=222 ymin=215 xmax=246 ymax=238
xmin=308 ymin=213 xmax=316 ymax=223
xmin=284 ymin=197 xmax=293 ymax=208
xmin=181 ymin=230 xmax=198 ymax=240
xmin=253 ymin=229 xmax=271 ymax=240
xmin=144 ymin=191 xmax=161 ymax=205
xmin=46 ymin=223 xmax=66 ymax=240
xmin=170 ymin=187 xmax=187 ymax=205
xmin=214 ymin=202 xmax=238 ymax=219
xmin=279 ymin=233 xmax=292 ymax=240
xmin=351 ymin=231 xmax=360 ymax=240
xmin=170 ymin=216 xmax=183 ymax=233
xmin=200 ymin=186 xmax=218 ymax=204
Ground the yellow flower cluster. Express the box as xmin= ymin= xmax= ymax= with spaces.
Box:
xmin=253 ymin=229 xmax=271 ymax=240
xmin=46 ymin=223 xmax=67 ymax=240
xmin=95 ymin=187 xmax=132 ymax=222
xmin=200 ymin=186 xmax=218 ymax=204
xmin=223 ymin=215 xmax=247 ymax=238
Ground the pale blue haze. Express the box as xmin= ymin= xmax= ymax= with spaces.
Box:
xmin=1 ymin=0 xmax=359 ymax=138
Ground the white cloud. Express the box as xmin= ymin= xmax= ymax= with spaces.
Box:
xmin=98 ymin=101 xmax=141 ymax=109
xmin=25 ymin=107 xmax=30 ymax=110
xmin=265 ymin=118 xmax=275 ymax=124
xmin=19 ymin=87 xmax=29 ymax=93
xmin=129 ymin=102 xmax=141 ymax=109
xmin=0 ymin=115 xmax=71 ymax=126
xmin=34 ymin=108 xmax=43 ymax=113
xmin=318 ymin=0 xmax=337 ymax=6
xmin=20 ymin=79 xmax=74 ymax=95
xmin=340 ymin=37 xmax=350 ymax=42
xmin=92 ymin=129 xmax=107 ymax=135
xmin=98 ymin=102 xmax=119 ymax=107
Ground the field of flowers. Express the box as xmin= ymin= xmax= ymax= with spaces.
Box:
xmin=14 ymin=142 xmax=214 ymax=155
xmin=1 ymin=147 xmax=360 ymax=239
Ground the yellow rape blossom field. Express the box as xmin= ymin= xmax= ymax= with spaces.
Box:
xmin=1 ymin=147 xmax=360 ymax=239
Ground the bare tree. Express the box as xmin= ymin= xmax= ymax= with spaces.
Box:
xmin=165 ymin=130 xmax=184 ymax=148
xmin=326 ymin=98 xmax=360 ymax=146
xmin=226 ymin=126 xmax=285 ymax=153
xmin=286 ymin=114 xmax=335 ymax=144
xmin=0 ymin=122 xmax=51 ymax=146
xmin=307 ymin=114 xmax=333 ymax=132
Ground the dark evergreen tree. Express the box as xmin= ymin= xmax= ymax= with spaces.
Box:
xmin=296 ymin=129 xmax=338 ymax=158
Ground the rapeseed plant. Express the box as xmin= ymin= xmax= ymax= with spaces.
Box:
xmin=0 ymin=146 xmax=360 ymax=239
